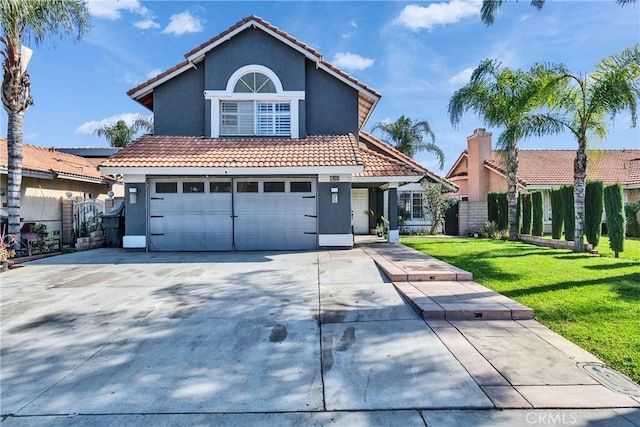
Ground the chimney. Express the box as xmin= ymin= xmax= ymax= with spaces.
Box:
xmin=467 ymin=128 xmax=492 ymax=202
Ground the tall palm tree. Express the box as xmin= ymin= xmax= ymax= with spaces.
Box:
xmin=481 ymin=0 xmax=637 ymax=25
xmin=536 ymin=44 xmax=640 ymax=252
xmin=94 ymin=115 xmax=153 ymax=148
xmin=448 ymin=59 xmax=562 ymax=241
xmin=372 ymin=116 xmax=445 ymax=168
xmin=1 ymin=0 xmax=90 ymax=243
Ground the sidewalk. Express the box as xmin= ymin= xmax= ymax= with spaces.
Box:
xmin=359 ymin=241 xmax=640 ymax=410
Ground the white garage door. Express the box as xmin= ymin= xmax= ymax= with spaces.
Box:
xmin=148 ymin=178 xmax=317 ymax=251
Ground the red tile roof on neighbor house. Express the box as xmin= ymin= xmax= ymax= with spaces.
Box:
xmin=100 ymin=134 xmax=363 ymax=169
xmin=127 ymin=16 xmax=380 ymax=129
xmin=0 ymin=139 xmax=106 ymax=182
xmin=485 ymin=149 xmax=640 ymax=186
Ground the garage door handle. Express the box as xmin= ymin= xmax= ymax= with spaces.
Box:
xmin=150 ymin=197 xmax=164 ymax=200
xmin=304 ymin=214 xmax=317 ymax=218
xmin=302 ymin=195 xmax=315 ymax=199
xmin=150 ymin=233 xmax=164 ymax=236
xmin=150 ymin=215 xmax=164 ymax=218
xmin=304 ymin=232 xmax=317 ymax=235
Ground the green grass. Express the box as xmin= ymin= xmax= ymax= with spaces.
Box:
xmin=401 ymin=236 xmax=640 ymax=383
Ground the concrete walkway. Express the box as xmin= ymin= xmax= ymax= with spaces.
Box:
xmin=1 ymin=246 xmax=639 ymax=426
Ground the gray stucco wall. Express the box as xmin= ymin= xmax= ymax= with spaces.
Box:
xmin=154 ymin=65 xmax=206 ymax=136
xmin=204 ymin=28 xmax=305 ymax=91
xmin=124 ymin=183 xmax=147 ymax=237
xmin=318 ymin=182 xmax=352 ymax=235
xmin=305 ymin=59 xmax=359 ymax=136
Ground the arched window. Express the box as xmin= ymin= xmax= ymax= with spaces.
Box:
xmin=233 ymin=72 xmax=276 ymax=94
xmin=205 ymin=65 xmax=304 ymax=138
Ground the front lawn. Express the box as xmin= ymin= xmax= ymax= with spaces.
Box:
xmin=401 ymin=237 xmax=640 ymax=383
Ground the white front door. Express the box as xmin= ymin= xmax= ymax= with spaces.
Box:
xmin=351 ymin=188 xmax=369 ymax=234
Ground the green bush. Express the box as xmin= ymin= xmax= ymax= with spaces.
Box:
xmin=521 ymin=193 xmax=532 ymax=235
xmin=487 ymin=192 xmax=509 ymax=231
xmin=625 ymin=202 xmax=640 ymax=238
xmin=604 ymin=184 xmax=625 ymax=258
xmin=487 ymin=192 xmax=499 ymax=224
xmin=498 ymin=192 xmax=509 ymax=232
xmin=562 ymin=185 xmax=575 ymax=241
xmin=585 ymin=181 xmax=604 ymax=247
xmin=550 ymin=188 xmax=564 ymax=239
xmin=532 ymin=191 xmax=544 ymax=236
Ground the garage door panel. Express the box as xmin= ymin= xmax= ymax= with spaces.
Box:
xmin=233 ymin=182 xmax=317 ymax=251
xmin=149 ymin=180 xmax=232 ymax=251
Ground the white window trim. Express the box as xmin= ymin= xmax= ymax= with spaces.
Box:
xmin=205 ymin=64 xmax=304 ymax=138
xmin=399 ymin=190 xmax=426 ymax=221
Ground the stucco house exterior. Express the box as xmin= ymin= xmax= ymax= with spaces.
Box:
xmin=100 ymin=16 xmax=450 ymax=251
xmin=0 ymin=140 xmax=116 ymax=241
xmin=446 ymin=128 xmax=640 ymax=235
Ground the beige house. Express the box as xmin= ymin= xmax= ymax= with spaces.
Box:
xmin=1 ymin=139 xmax=117 ymax=241
xmin=446 ymin=129 xmax=640 ymax=235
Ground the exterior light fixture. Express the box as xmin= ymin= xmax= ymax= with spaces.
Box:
xmin=129 ymin=187 xmax=138 ymax=204
xmin=331 ymin=187 xmax=338 ymax=204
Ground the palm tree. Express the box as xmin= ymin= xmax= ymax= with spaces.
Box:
xmin=481 ymin=0 xmax=637 ymax=25
xmin=535 ymin=44 xmax=640 ymax=252
xmin=1 ymin=0 xmax=90 ymax=245
xmin=448 ymin=59 xmax=562 ymax=241
xmin=94 ymin=115 xmax=153 ymax=148
xmin=372 ymin=116 xmax=445 ymax=168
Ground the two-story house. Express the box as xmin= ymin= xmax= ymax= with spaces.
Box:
xmin=100 ymin=16 xmax=450 ymax=251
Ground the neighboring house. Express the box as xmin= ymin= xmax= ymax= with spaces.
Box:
xmin=100 ymin=15 xmax=451 ymax=251
xmin=0 ymin=139 xmax=117 ymax=241
xmin=57 ymin=147 xmax=124 ymax=202
xmin=446 ymin=128 xmax=640 ymax=235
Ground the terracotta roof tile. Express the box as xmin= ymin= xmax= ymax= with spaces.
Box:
xmin=485 ymin=149 xmax=640 ymax=186
xmin=355 ymin=147 xmax=422 ymax=177
xmin=1 ymin=139 xmax=105 ymax=182
xmin=100 ymin=134 xmax=362 ymax=169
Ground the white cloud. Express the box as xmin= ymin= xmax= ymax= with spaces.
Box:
xmin=163 ymin=11 xmax=204 ymax=36
xmin=395 ymin=0 xmax=482 ymax=31
xmin=134 ymin=18 xmax=160 ymax=30
xmin=75 ymin=113 xmax=142 ymax=135
xmin=448 ymin=67 xmax=474 ymax=85
xmin=146 ymin=68 xmax=163 ymax=79
xmin=87 ymin=0 xmax=149 ymax=20
xmin=331 ymin=52 xmax=374 ymax=71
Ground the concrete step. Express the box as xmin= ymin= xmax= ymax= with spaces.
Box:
xmin=394 ymin=281 xmax=534 ymax=321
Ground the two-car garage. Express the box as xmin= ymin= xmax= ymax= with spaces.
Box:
xmin=148 ymin=177 xmax=317 ymax=251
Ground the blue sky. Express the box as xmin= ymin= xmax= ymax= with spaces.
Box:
xmin=2 ymin=0 xmax=639 ymax=173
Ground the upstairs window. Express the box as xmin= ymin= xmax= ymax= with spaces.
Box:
xmin=221 ymin=100 xmax=291 ymax=136
xmin=205 ymin=65 xmax=304 ymax=138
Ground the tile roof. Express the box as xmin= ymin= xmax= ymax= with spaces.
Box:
xmin=1 ymin=139 xmax=106 ymax=182
xmin=485 ymin=149 xmax=640 ymax=186
xmin=100 ymin=134 xmax=363 ymax=169
xmin=355 ymin=147 xmax=423 ymax=177
xmin=358 ymin=131 xmax=458 ymax=190
xmin=127 ymin=15 xmax=380 ymax=129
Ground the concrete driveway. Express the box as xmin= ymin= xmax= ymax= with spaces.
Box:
xmin=1 ymin=248 xmax=638 ymax=426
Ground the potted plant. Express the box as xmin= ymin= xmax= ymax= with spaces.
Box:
xmin=1 ymin=231 xmax=18 ymax=272
xmin=375 ymin=223 xmax=384 ymax=237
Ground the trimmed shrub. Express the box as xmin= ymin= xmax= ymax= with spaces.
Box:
xmin=487 ymin=192 xmax=499 ymax=224
xmin=625 ymin=202 xmax=640 ymax=238
xmin=604 ymin=183 xmax=625 ymax=258
xmin=532 ymin=191 xmax=544 ymax=236
xmin=585 ymin=181 xmax=604 ymax=247
xmin=488 ymin=192 xmax=509 ymax=231
xmin=498 ymin=192 xmax=509 ymax=232
xmin=561 ymin=185 xmax=575 ymax=241
xmin=550 ymin=188 xmax=564 ymax=239
xmin=521 ymin=193 xmax=532 ymax=235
